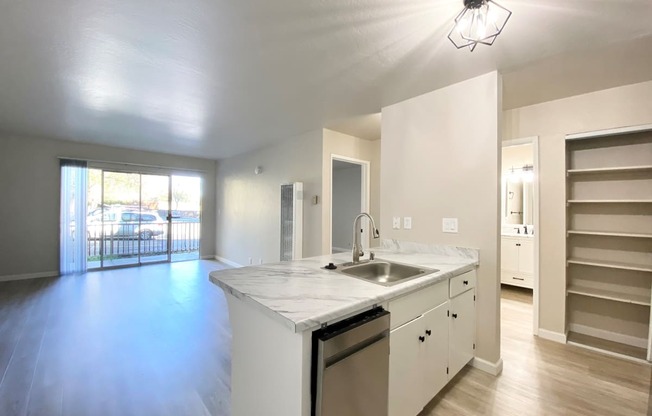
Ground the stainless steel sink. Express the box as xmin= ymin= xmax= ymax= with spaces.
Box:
xmin=337 ymin=260 xmax=438 ymax=286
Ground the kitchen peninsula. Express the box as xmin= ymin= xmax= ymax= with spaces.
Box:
xmin=209 ymin=241 xmax=479 ymax=416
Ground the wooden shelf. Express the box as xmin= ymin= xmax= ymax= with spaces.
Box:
xmin=567 ymin=199 xmax=652 ymax=204
xmin=567 ymin=331 xmax=648 ymax=362
xmin=567 ymin=285 xmax=650 ymax=306
xmin=567 ymin=230 xmax=652 ymax=239
xmin=567 ymin=165 xmax=652 ymax=175
xmin=567 ymin=258 xmax=652 ymax=273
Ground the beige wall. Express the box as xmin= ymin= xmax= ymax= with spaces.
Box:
xmin=502 ymin=143 xmax=533 ymax=174
xmin=215 ymin=130 xmax=323 ymax=265
xmin=0 ymin=134 xmax=217 ymax=279
xmin=503 ymin=79 xmax=652 ymax=335
xmin=321 ymin=129 xmax=381 ymax=254
xmin=381 ymin=72 xmax=502 ymax=364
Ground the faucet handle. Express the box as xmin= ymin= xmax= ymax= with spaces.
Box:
xmin=370 ymin=251 xmax=375 ymax=260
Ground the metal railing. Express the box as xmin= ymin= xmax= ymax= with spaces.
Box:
xmin=87 ymin=221 xmax=200 ymax=259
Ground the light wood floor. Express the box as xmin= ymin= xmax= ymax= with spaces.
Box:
xmin=0 ymin=261 xmax=232 ymax=416
xmin=1 ymin=265 xmax=651 ymax=415
xmin=421 ymin=285 xmax=652 ymax=416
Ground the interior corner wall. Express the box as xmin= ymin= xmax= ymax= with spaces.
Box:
xmin=0 ymin=134 xmax=217 ymax=279
xmin=503 ymin=79 xmax=652 ymax=336
xmin=381 ymin=71 xmax=502 ymax=364
xmin=321 ymin=129 xmax=381 ymax=254
xmin=215 ymin=130 xmax=323 ymax=266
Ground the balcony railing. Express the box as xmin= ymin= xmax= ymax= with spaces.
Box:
xmin=86 ymin=221 xmax=200 ymax=259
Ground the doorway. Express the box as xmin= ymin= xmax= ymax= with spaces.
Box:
xmin=500 ymin=137 xmax=540 ymax=335
xmin=86 ymin=168 xmax=201 ymax=269
xmin=330 ymin=156 xmax=370 ymax=254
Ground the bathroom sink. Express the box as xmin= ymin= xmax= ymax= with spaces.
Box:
xmin=337 ymin=260 xmax=438 ymax=286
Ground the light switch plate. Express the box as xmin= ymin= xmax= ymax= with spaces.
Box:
xmin=392 ymin=217 xmax=401 ymax=230
xmin=442 ymin=218 xmax=458 ymax=233
xmin=403 ymin=217 xmax=412 ymax=230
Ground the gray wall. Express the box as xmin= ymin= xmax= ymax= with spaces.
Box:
xmin=0 ymin=134 xmax=217 ymax=278
xmin=215 ymin=130 xmax=323 ymax=266
xmin=331 ymin=164 xmax=362 ymax=251
xmin=381 ymin=72 xmax=502 ymax=365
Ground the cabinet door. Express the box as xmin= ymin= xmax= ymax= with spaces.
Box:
xmin=449 ymin=289 xmax=475 ymax=378
xmin=388 ymin=317 xmax=425 ymax=416
xmin=518 ymin=238 xmax=534 ymax=276
xmin=501 ymin=238 xmax=519 ymax=273
xmin=421 ymin=302 xmax=449 ymax=403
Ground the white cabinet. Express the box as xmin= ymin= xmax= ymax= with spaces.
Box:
xmin=388 ymin=270 xmax=476 ymax=416
xmin=449 ymin=289 xmax=475 ymax=377
xmin=501 ymin=236 xmax=534 ymax=288
xmin=388 ymin=302 xmax=448 ymax=416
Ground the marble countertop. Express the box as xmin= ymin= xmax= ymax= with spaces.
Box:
xmin=209 ymin=241 xmax=479 ymax=333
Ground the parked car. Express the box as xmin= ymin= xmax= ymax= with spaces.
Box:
xmin=87 ymin=209 xmax=166 ymax=240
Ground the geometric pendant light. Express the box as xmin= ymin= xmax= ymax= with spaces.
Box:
xmin=448 ymin=0 xmax=512 ymax=52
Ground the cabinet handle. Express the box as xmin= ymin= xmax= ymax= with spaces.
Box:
xmin=513 ymin=277 xmax=524 ymax=281
xmin=463 ymin=280 xmax=469 ymax=285
xmin=451 ymin=313 xmax=458 ymax=319
xmin=418 ymin=336 xmax=425 ymax=343
xmin=425 ymin=330 xmax=432 ymax=336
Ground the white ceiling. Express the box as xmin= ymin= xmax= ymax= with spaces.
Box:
xmin=0 ymin=1 xmax=651 ymax=159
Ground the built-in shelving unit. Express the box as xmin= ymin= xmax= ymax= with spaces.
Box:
xmin=565 ymin=124 xmax=652 ymax=362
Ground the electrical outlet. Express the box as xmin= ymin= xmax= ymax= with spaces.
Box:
xmin=392 ymin=217 xmax=401 ymax=229
xmin=403 ymin=217 xmax=412 ymax=230
xmin=442 ymin=218 xmax=458 ymax=233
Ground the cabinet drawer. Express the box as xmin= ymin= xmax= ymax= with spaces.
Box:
xmin=449 ymin=270 xmax=476 ymax=298
xmin=501 ymin=271 xmax=533 ymax=289
xmin=389 ymin=281 xmax=448 ymax=330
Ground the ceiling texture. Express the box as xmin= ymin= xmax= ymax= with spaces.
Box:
xmin=0 ymin=0 xmax=651 ymax=159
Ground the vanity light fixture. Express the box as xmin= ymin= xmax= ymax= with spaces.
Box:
xmin=448 ymin=0 xmax=512 ymax=52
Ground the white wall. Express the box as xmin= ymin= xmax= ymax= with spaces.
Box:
xmin=331 ymin=164 xmax=362 ymax=251
xmin=381 ymin=72 xmax=502 ymax=365
xmin=322 ymin=129 xmax=381 ymax=254
xmin=215 ymin=130 xmax=323 ymax=266
xmin=503 ymin=79 xmax=652 ymax=336
xmin=0 ymin=134 xmax=217 ymax=279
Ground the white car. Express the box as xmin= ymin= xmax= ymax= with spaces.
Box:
xmin=87 ymin=209 xmax=166 ymax=240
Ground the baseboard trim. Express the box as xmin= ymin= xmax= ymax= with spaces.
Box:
xmin=570 ymin=323 xmax=647 ymax=349
xmin=471 ymin=357 xmax=503 ymax=376
xmin=537 ymin=328 xmax=568 ymax=344
xmin=0 ymin=271 xmax=59 ymax=282
xmin=215 ymin=256 xmax=244 ymax=268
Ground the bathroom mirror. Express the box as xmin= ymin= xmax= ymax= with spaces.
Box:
xmin=502 ymin=172 xmax=533 ymax=225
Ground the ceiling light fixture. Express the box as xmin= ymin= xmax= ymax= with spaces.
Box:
xmin=448 ymin=0 xmax=512 ymax=52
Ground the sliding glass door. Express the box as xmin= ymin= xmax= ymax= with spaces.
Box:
xmin=86 ymin=167 xmax=201 ymax=270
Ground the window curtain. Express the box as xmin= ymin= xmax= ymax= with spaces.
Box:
xmin=60 ymin=159 xmax=88 ymax=274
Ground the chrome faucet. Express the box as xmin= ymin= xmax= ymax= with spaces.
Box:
xmin=352 ymin=213 xmax=380 ymax=264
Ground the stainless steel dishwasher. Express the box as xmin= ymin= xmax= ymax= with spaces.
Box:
xmin=311 ymin=307 xmax=390 ymax=416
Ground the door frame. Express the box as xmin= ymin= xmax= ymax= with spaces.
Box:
xmin=502 ymin=136 xmax=540 ymax=336
xmin=329 ymin=155 xmax=371 ymax=255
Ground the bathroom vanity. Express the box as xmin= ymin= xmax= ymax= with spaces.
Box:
xmin=500 ymin=233 xmax=534 ymax=289
xmin=209 ymin=241 xmax=478 ymax=416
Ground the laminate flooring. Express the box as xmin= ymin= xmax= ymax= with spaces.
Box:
xmin=0 ymin=261 xmax=231 ymax=416
xmin=1 ymin=266 xmax=651 ymax=416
